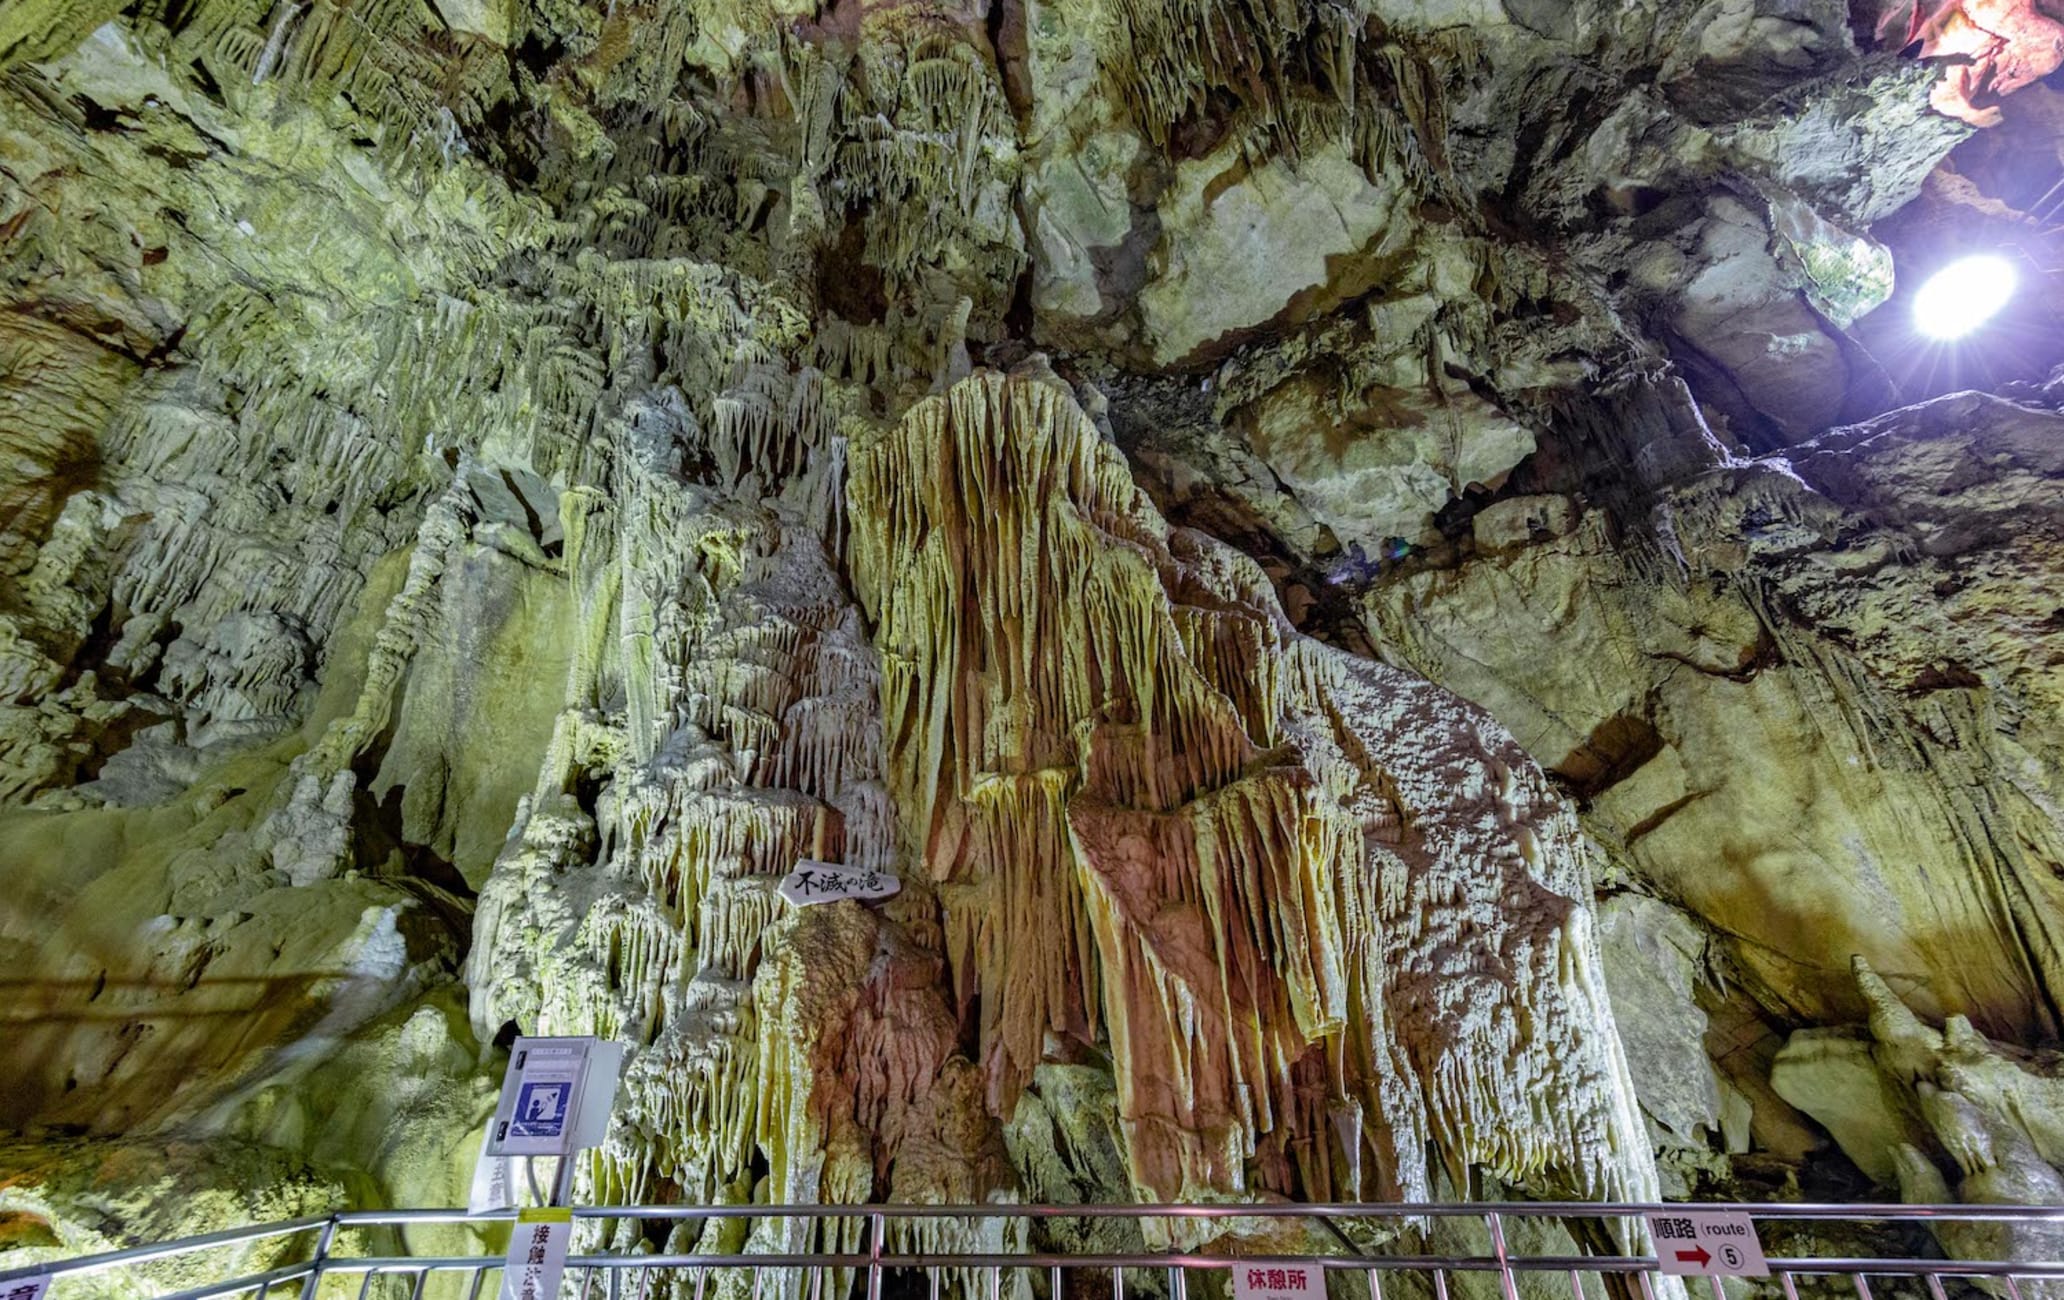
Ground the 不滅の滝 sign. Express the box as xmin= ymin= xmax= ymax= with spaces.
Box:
xmin=779 ymin=859 xmax=900 ymax=906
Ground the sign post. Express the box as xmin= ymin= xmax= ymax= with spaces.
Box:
xmin=472 ymin=1036 xmax=623 ymax=1212
xmin=477 ymin=1037 xmax=620 ymax=1300
xmin=1645 ymin=1210 xmax=1769 ymax=1278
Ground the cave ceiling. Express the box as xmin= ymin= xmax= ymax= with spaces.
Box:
xmin=4 ymin=0 xmax=2064 ymax=1265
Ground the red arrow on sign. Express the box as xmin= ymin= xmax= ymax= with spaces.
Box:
xmin=1675 ymin=1247 xmax=1712 ymax=1268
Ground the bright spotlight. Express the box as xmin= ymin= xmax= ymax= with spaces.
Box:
xmin=1912 ymin=254 xmax=2017 ymax=340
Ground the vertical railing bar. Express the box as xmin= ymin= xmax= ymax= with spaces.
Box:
xmin=299 ymin=1216 xmax=342 ymax=1300
xmin=1709 ymin=1276 xmax=1727 ymax=1300
xmin=930 ymin=1268 xmax=941 ymax=1300
xmin=356 ymin=1268 xmax=382 ymax=1300
xmin=1052 ymin=1264 xmax=1064 ymax=1300
xmin=1367 ymin=1267 xmax=1383 ymax=1300
xmin=1636 ymin=1269 xmax=1657 ymax=1300
xmin=2004 ymin=1276 xmax=2028 ymax=1300
xmin=410 ymin=1268 xmax=431 ymax=1300
xmin=1113 ymin=1262 xmax=1125 ymax=1300
xmin=1779 ymin=1272 xmax=1800 ymax=1300
xmin=868 ymin=1214 xmax=886 ymax=1300
xmin=467 ymin=1264 xmax=491 ymax=1300
xmin=1433 ymin=1269 xmax=1450 ymax=1300
xmin=749 ymin=1261 xmax=762 ymax=1300
xmin=1851 ymin=1274 xmax=1873 ymax=1300
xmin=1486 ymin=1213 xmax=1521 ymax=1300
xmin=1925 ymin=1275 xmax=1950 ymax=1300
xmin=609 ymin=1265 xmax=622 ymax=1300
xmin=1567 ymin=1268 xmax=1583 ymax=1300
xmin=257 ymin=1281 xmax=273 ymax=1300
xmin=693 ymin=1265 xmax=708 ymax=1300
xmin=990 ymin=1267 xmax=1002 ymax=1300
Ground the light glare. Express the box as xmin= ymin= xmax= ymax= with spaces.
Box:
xmin=1913 ymin=254 xmax=2017 ymax=341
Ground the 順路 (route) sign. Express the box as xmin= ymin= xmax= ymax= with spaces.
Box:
xmin=1645 ymin=1210 xmax=1769 ymax=1277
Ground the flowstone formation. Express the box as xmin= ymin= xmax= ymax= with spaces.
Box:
xmin=466 ymin=361 xmax=1659 ymax=1278
xmin=4 ymin=0 xmax=2064 ymax=1277
xmin=848 ymin=369 xmax=1653 ymax=1210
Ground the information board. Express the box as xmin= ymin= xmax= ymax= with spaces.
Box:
xmin=485 ymin=1036 xmax=622 ymax=1159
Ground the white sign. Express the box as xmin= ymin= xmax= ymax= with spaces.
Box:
xmin=486 ymin=1036 xmax=623 ymax=1159
xmin=499 ymin=1206 xmax=571 ymax=1300
xmin=468 ymin=1138 xmax=514 ymax=1213
xmin=1646 ymin=1210 xmax=1769 ymax=1277
xmin=779 ymin=860 xmax=900 ymax=907
xmin=1232 ymin=1263 xmax=1323 ymax=1300
xmin=0 ymin=1274 xmax=52 ymax=1300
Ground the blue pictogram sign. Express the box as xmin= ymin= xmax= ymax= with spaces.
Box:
xmin=510 ymin=1080 xmax=570 ymax=1138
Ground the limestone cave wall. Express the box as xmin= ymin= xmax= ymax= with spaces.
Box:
xmin=3 ymin=0 xmax=2064 ymax=1277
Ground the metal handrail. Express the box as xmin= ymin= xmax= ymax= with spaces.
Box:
xmin=0 ymin=1218 xmax=331 ymax=1285
xmin=318 ymin=1203 xmax=2064 ymax=1225
xmin=10 ymin=1202 xmax=2064 ymax=1297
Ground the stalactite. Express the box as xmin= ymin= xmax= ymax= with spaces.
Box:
xmin=849 ymin=367 xmax=1663 ymax=1213
xmin=470 ymin=329 xmax=1011 ymax=1293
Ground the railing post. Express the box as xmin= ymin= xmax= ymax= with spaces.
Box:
xmin=866 ymin=1212 xmax=886 ymax=1300
xmin=1486 ymin=1213 xmax=1521 ymax=1300
xmin=297 ymin=1216 xmax=341 ymax=1300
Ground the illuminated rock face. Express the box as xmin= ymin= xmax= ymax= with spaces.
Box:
xmin=461 ymin=363 xmax=1657 ymax=1255
xmin=3 ymin=0 xmax=2064 ymax=1266
xmin=849 ymin=370 xmax=1653 ymax=1208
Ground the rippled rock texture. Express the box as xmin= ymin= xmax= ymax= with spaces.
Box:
xmin=3 ymin=0 xmax=2064 ymax=1276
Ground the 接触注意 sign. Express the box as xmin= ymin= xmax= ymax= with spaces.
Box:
xmin=498 ymin=1206 xmax=571 ymax=1300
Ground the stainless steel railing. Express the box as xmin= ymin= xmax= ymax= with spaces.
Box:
xmin=5 ymin=1203 xmax=2062 ymax=1300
